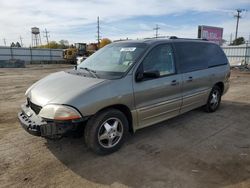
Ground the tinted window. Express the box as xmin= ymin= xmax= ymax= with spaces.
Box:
xmin=174 ymin=42 xmax=228 ymax=73
xmin=174 ymin=42 xmax=207 ymax=73
xmin=206 ymin=44 xmax=228 ymax=67
xmin=142 ymin=44 xmax=175 ymax=76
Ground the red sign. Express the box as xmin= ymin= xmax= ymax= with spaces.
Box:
xmin=198 ymin=25 xmax=223 ymax=45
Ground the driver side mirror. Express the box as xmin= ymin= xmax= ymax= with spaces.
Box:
xmin=136 ymin=70 xmax=160 ymax=82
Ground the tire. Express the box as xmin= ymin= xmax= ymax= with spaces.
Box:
xmin=84 ymin=109 xmax=129 ymax=155
xmin=204 ymin=85 xmax=222 ymax=113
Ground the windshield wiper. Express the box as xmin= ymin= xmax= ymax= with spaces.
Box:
xmin=79 ymin=67 xmax=98 ymax=78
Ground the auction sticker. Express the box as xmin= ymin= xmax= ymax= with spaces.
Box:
xmin=120 ymin=47 xmax=136 ymax=52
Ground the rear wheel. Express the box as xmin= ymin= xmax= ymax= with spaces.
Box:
xmin=205 ymin=85 xmax=222 ymax=112
xmin=84 ymin=109 xmax=128 ymax=155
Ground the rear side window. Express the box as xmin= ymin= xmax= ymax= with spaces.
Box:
xmin=206 ymin=44 xmax=228 ymax=67
xmin=174 ymin=42 xmax=228 ymax=73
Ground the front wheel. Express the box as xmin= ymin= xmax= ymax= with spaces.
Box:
xmin=84 ymin=109 xmax=128 ymax=155
xmin=205 ymin=85 xmax=222 ymax=112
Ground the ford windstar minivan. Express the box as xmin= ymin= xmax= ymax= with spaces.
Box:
xmin=18 ymin=38 xmax=230 ymax=154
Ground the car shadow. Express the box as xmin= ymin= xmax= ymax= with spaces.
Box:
xmin=45 ymin=100 xmax=250 ymax=188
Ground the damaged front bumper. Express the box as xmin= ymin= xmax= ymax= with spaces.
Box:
xmin=18 ymin=103 xmax=84 ymax=139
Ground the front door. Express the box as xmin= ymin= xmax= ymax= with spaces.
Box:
xmin=133 ymin=44 xmax=182 ymax=129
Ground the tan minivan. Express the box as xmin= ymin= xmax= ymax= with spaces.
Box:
xmin=18 ymin=38 xmax=230 ymax=154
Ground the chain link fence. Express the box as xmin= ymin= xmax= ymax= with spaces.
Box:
xmin=222 ymin=43 xmax=250 ymax=67
xmin=0 ymin=46 xmax=64 ymax=64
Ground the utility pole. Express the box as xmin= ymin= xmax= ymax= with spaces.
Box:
xmin=44 ymin=28 xmax=52 ymax=60
xmin=153 ymin=24 xmax=160 ymax=38
xmin=19 ymin=36 xmax=23 ymax=47
xmin=234 ymin=9 xmax=245 ymax=40
xmin=43 ymin=28 xmax=50 ymax=46
xmin=230 ymin=33 xmax=233 ymax=44
xmin=97 ymin=16 xmax=100 ymax=47
xmin=3 ymin=38 xmax=6 ymax=46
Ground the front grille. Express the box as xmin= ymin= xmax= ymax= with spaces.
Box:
xmin=27 ymin=98 xmax=42 ymax=115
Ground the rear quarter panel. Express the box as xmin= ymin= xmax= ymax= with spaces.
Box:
xmin=208 ymin=64 xmax=230 ymax=94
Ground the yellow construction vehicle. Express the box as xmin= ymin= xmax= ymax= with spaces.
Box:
xmin=63 ymin=39 xmax=112 ymax=64
xmin=63 ymin=43 xmax=87 ymax=64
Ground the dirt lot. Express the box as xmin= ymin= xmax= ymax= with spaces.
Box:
xmin=0 ymin=64 xmax=250 ymax=188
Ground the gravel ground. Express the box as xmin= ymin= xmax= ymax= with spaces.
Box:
xmin=0 ymin=64 xmax=250 ymax=188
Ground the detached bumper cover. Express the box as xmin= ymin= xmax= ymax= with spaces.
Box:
xmin=18 ymin=104 xmax=81 ymax=138
xmin=18 ymin=111 xmax=43 ymax=136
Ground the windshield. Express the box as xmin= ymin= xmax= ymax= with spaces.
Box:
xmin=78 ymin=42 xmax=147 ymax=78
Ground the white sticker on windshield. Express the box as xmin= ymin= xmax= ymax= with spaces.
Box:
xmin=120 ymin=47 xmax=136 ymax=52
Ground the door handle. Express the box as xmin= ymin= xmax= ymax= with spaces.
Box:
xmin=187 ymin=76 xmax=193 ymax=82
xmin=171 ymin=80 xmax=179 ymax=86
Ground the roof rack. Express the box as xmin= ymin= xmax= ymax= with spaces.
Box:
xmin=169 ymin=36 xmax=178 ymax=39
xmin=143 ymin=36 xmax=168 ymax=40
xmin=169 ymin=36 xmax=208 ymax=41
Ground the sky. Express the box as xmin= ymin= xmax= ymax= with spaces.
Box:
xmin=0 ymin=0 xmax=250 ymax=47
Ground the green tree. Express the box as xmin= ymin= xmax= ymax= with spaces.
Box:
xmin=58 ymin=40 xmax=69 ymax=49
xmin=10 ymin=42 xmax=15 ymax=47
xmin=47 ymin=41 xmax=60 ymax=48
xmin=38 ymin=40 xmax=70 ymax=49
xmin=16 ymin=42 xmax=21 ymax=47
xmin=232 ymin=37 xmax=245 ymax=45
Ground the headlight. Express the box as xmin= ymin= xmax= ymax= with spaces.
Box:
xmin=39 ymin=104 xmax=82 ymax=121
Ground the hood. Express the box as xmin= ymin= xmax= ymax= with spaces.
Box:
xmin=26 ymin=70 xmax=105 ymax=107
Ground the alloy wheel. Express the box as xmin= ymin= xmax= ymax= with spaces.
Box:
xmin=98 ymin=117 xmax=124 ymax=148
xmin=210 ymin=90 xmax=220 ymax=109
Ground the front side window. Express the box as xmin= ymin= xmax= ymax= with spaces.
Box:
xmin=142 ymin=44 xmax=175 ymax=76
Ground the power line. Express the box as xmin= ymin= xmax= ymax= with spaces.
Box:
xmin=43 ymin=28 xmax=50 ymax=45
xmin=153 ymin=24 xmax=160 ymax=38
xmin=97 ymin=16 xmax=101 ymax=47
xmin=19 ymin=36 xmax=23 ymax=47
xmin=3 ymin=38 xmax=6 ymax=46
xmin=234 ymin=9 xmax=246 ymax=40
